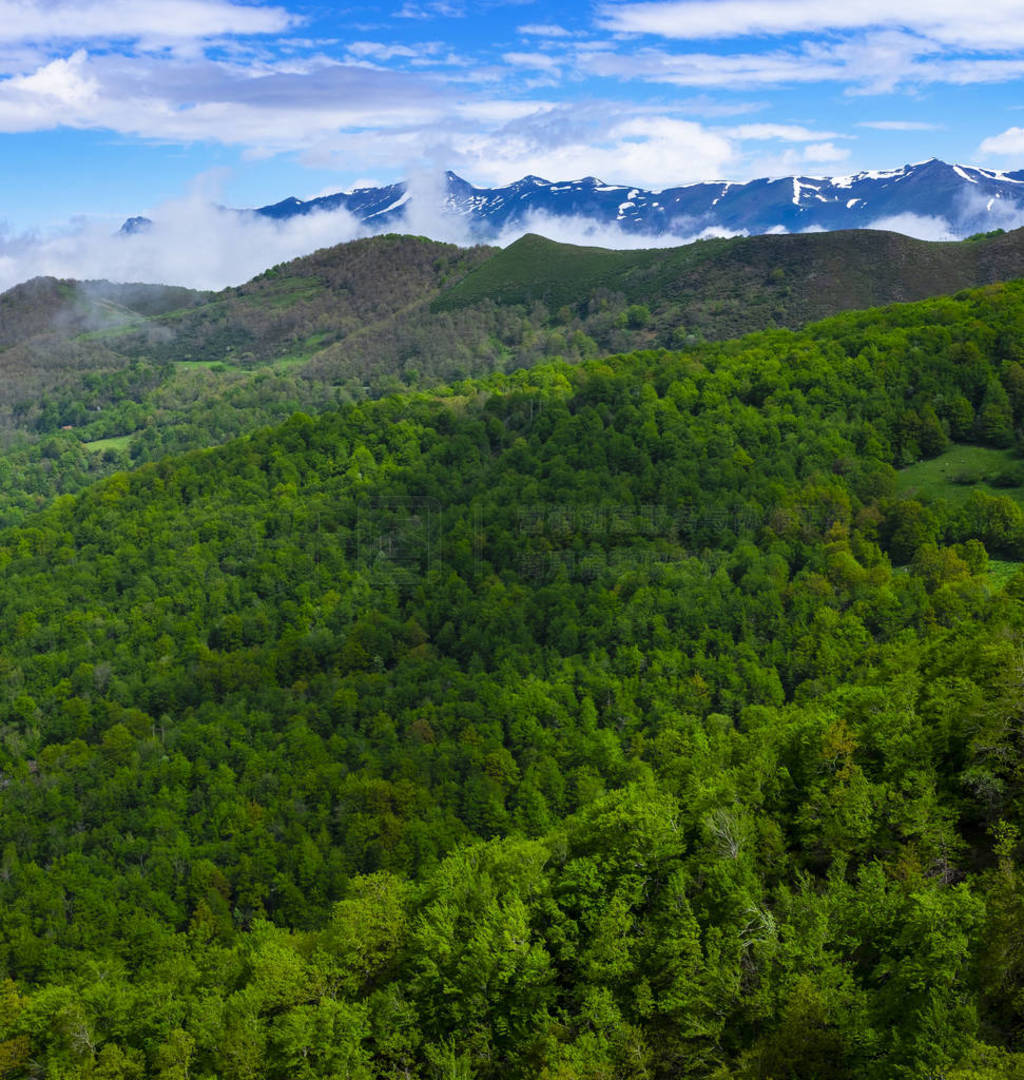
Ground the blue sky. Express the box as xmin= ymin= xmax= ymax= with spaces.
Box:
xmin=4 ymin=0 xmax=1024 ymax=282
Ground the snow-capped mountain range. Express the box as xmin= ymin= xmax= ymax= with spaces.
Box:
xmin=126 ymin=159 xmax=1024 ymax=241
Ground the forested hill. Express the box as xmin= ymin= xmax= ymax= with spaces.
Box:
xmin=7 ymin=226 xmax=1024 ymax=411
xmin=6 ymin=281 xmax=1024 ymax=1076
xmin=6 ymin=227 xmax=1024 ymax=531
xmin=0 ymin=236 xmax=490 ymax=418
xmin=0 ymin=277 xmax=205 ymax=350
xmin=437 ymin=226 xmax=1024 ymax=333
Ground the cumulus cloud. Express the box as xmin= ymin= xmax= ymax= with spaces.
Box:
xmin=346 ymin=41 xmax=427 ymax=62
xmin=979 ymin=126 xmax=1024 ymax=156
xmin=0 ymin=49 xmax=454 ymax=146
xmin=443 ymin=108 xmax=736 ymax=189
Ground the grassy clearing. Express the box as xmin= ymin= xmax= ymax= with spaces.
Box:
xmin=174 ymin=359 xmax=245 ymax=373
xmin=269 ymin=333 xmax=333 ymax=371
xmin=896 ymin=444 xmax=1024 ymax=506
xmin=255 ymin=276 xmax=326 ymax=309
xmin=75 ymin=323 xmax=142 ymax=343
xmin=82 ymin=434 xmax=134 ymax=453
xmin=986 ymin=558 xmax=1022 ymax=589
xmin=270 ymin=354 xmax=315 ymax=371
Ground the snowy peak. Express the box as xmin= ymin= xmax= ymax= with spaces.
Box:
xmin=122 ymin=160 xmax=1024 ymax=240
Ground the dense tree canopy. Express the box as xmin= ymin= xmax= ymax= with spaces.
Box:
xmin=5 ymin=280 xmax=1024 ymax=1076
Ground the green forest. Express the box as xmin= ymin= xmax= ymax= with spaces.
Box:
xmin=7 ymin=226 xmax=1024 ymax=537
xmin=7 ymin=254 xmax=1024 ymax=1077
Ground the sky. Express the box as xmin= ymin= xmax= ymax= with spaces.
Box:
xmin=5 ymin=0 xmax=1024 ymax=286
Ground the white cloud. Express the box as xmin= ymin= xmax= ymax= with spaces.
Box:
xmin=0 ymin=0 xmax=295 ymax=44
xmin=501 ymin=51 xmax=562 ymax=71
xmin=579 ymin=28 xmax=1024 ymax=92
xmin=955 ymin=188 xmax=1024 ymax=233
xmin=909 ymin=57 xmax=1024 ymax=86
xmin=726 ymin=123 xmax=840 ymax=141
xmin=456 ymin=99 xmax=558 ymax=122
xmin=584 ymin=45 xmax=847 ymax=88
xmin=979 ymin=126 xmax=1024 ymax=156
xmin=7 ymin=48 xmax=98 ymax=105
xmin=858 ymin=120 xmax=943 ymax=130
xmin=490 ymin=211 xmax=744 ymax=249
xmin=0 ymin=186 xmax=366 ymax=292
xmin=865 ymin=212 xmax=955 ymax=241
xmin=597 ymin=0 xmax=1024 ymax=51
xmin=0 ymin=50 xmax=454 ymax=145
xmin=444 ymin=111 xmax=736 ymax=189
xmin=346 ymin=41 xmax=425 ymax=61
xmin=517 ymin=24 xmax=574 ymax=37
xmin=394 ymin=0 xmax=465 ymax=19
xmin=802 ymin=141 xmax=850 ymax=162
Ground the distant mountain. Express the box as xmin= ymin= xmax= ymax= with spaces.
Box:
xmin=121 ymin=159 xmax=1024 ymax=240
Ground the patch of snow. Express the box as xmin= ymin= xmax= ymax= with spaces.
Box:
xmin=364 ymin=191 xmax=411 ymax=218
xmin=953 ymin=164 xmax=978 ymax=184
xmin=846 ymin=198 xmax=860 ymax=208
xmin=853 ymin=163 xmax=923 ymax=183
xmin=973 ymin=167 xmax=1024 ymax=184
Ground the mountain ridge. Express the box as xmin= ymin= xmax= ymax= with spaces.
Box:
xmin=121 ymin=158 xmax=1024 ymax=241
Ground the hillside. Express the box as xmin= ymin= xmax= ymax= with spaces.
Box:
xmin=0 ymin=278 xmax=209 ymax=416
xmin=4 ymin=282 xmax=1024 ymax=1076
xmin=436 ymin=226 xmax=1024 ymax=335
xmin=0 ymin=236 xmax=489 ymax=416
xmin=5 ymin=226 xmax=1024 ymax=530
xmin=0 ymin=276 xmax=205 ymax=349
xmin=0 ymin=236 xmax=491 ymax=525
